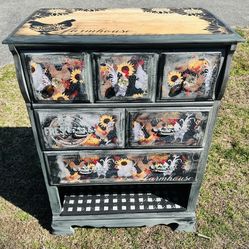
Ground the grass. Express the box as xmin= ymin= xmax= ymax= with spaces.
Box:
xmin=0 ymin=29 xmax=248 ymax=249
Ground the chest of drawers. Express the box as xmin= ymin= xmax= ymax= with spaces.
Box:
xmin=3 ymin=8 xmax=242 ymax=235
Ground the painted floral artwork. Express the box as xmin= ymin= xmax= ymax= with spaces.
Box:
xmin=129 ymin=111 xmax=208 ymax=147
xmin=38 ymin=111 xmax=123 ymax=149
xmin=96 ymin=54 xmax=155 ymax=100
xmin=48 ymin=152 xmax=200 ymax=184
xmin=161 ymin=52 xmax=221 ymax=100
xmin=26 ymin=53 xmax=89 ymax=101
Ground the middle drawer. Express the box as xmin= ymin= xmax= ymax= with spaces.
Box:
xmin=35 ymin=106 xmax=212 ymax=150
xmin=35 ymin=108 xmax=125 ymax=149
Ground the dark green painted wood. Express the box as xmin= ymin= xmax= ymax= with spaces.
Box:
xmin=51 ymin=211 xmax=196 ymax=234
xmin=3 ymin=33 xmax=244 ymax=45
xmin=2 ymin=8 xmax=242 ymax=233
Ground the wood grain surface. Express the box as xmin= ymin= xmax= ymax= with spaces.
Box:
xmin=14 ymin=8 xmax=228 ymax=36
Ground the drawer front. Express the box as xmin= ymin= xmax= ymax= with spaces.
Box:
xmin=159 ymin=52 xmax=222 ymax=101
xmin=22 ymin=51 xmax=222 ymax=103
xmin=24 ymin=52 xmax=92 ymax=102
xmin=94 ymin=53 xmax=158 ymax=101
xmin=45 ymin=149 xmax=202 ymax=185
xmin=35 ymin=109 xmax=125 ymax=149
xmin=128 ymin=108 xmax=210 ymax=147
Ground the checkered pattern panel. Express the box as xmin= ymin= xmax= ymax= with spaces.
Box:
xmin=61 ymin=192 xmax=185 ymax=216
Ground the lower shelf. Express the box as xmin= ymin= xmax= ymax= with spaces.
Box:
xmin=61 ymin=192 xmax=185 ymax=216
xmin=59 ymin=184 xmax=190 ymax=216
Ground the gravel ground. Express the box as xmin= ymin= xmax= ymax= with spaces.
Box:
xmin=0 ymin=0 xmax=249 ymax=67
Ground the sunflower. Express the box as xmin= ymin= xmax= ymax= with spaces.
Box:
xmin=52 ymin=93 xmax=69 ymax=101
xmin=115 ymin=158 xmax=132 ymax=167
xmin=167 ymin=71 xmax=183 ymax=86
xmin=70 ymin=69 xmax=82 ymax=83
xmin=117 ymin=62 xmax=135 ymax=76
xmin=99 ymin=114 xmax=114 ymax=128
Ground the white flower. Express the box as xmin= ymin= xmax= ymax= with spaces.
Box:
xmin=184 ymin=9 xmax=203 ymax=16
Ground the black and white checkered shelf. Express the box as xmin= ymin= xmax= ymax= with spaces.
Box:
xmin=61 ymin=192 xmax=185 ymax=216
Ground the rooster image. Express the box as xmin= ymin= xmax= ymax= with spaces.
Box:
xmin=95 ymin=157 xmax=113 ymax=178
xmin=28 ymin=19 xmax=76 ymax=34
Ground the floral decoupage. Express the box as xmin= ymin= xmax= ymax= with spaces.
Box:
xmin=95 ymin=54 xmax=156 ymax=101
xmin=26 ymin=53 xmax=90 ymax=102
xmin=38 ymin=110 xmax=123 ymax=149
xmin=161 ymin=52 xmax=221 ymax=100
xmin=48 ymin=151 xmax=201 ymax=184
xmin=129 ymin=111 xmax=209 ymax=147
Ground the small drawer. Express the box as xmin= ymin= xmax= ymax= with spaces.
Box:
xmin=94 ymin=53 xmax=158 ymax=101
xmin=127 ymin=107 xmax=211 ymax=147
xmin=23 ymin=52 xmax=92 ymax=102
xmin=159 ymin=52 xmax=222 ymax=101
xmin=35 ymin=109 xmax=125 ymax=149
xmin=44 ymin=149 xmax=202 ymax=185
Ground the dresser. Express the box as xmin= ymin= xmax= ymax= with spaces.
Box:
xmin=3 ymin=8 xmax=243 ymax=235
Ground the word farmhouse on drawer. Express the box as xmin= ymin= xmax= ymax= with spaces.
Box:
xmin=3 ymin=8 xmax=243 ymax=235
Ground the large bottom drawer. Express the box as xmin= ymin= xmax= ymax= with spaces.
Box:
xmin=44 ymin=149 xmax=203 ymax=185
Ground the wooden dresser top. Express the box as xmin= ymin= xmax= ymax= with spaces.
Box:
xmin=3 ymin=8 xmax=243 ymax=44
